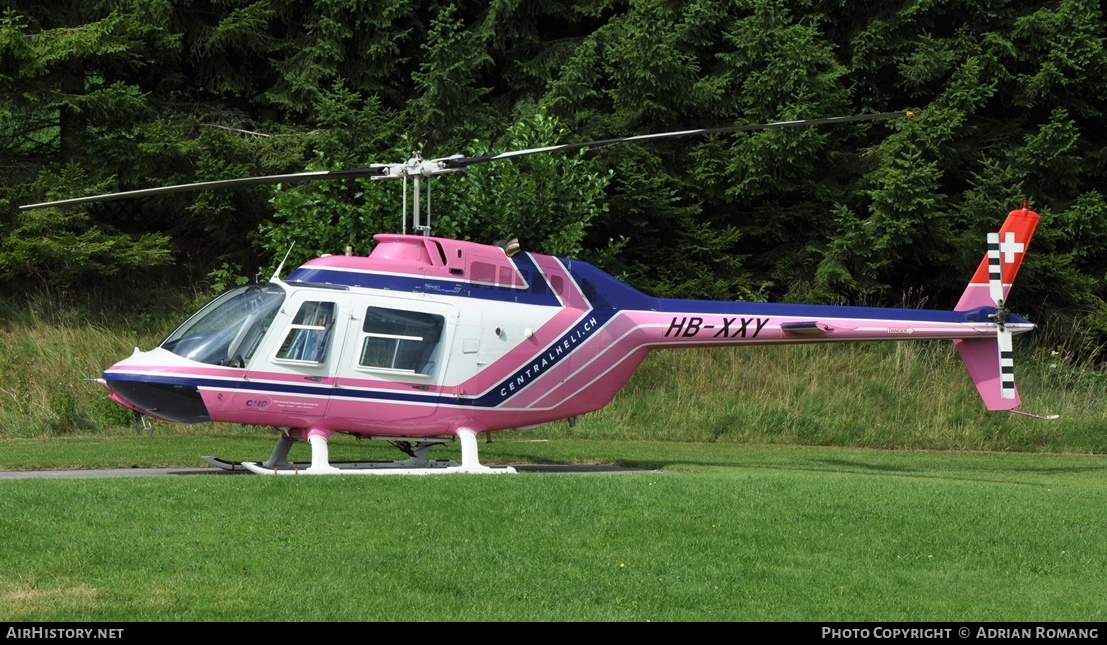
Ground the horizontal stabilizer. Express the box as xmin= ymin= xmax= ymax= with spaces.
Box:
xmin=781 ymin=321 xmax=828 ymax=335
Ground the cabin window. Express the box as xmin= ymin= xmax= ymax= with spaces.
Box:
xmin=275 ymin=301 xmax=336 ymax=363
xmin=499 ymin=266 xmax=514 ymax=288
xmin=358 ymin=307 xmax=443 ymax=374
xmin=471 ymin=261 xmax=496 ymax=284
xmin=548 ymin=275 xmax=564 ymax=297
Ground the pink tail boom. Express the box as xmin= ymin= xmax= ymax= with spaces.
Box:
xmin=954 ymin=207 xmax=1040 ymax=411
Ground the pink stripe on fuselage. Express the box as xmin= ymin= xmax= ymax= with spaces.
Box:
xmin=531 ymin=255 xmax=591 ymax=310
xmin=452 ymin=255 xmax=595 ymax=397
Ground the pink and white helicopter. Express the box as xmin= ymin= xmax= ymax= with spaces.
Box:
xmin=22 ymin=112 xmax=1047 ymax=475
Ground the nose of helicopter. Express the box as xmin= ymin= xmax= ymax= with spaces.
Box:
xmin=105 ymin=379 xmax=211 ymax=423
xmin=102 ymin=350 xmax=212 ymax=424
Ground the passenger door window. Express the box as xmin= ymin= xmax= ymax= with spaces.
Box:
xmin=275 ymin=301 xmax=336 ymax=364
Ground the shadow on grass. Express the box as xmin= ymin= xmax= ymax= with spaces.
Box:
xmin=611 ymin=451 xmax=1107 ymax=489
xmin=816 ymin=458 xmax=916 ymax=473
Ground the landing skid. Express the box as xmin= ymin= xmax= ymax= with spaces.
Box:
xmin=202 ymin=456 xmax=256 ymax=472
xmin=238 ymin=460 xmax=517 ymax=475
xmin=204 ymin=429 xmax=517 ymax=475
xmin=201 ymin=455 xmax=464 ymax=472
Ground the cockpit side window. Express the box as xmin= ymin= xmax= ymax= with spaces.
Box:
xmin=275 ymin=301 xmax=337 ymax=364
xmin=357 ymin=307 xmax=443 ymax=375
xmin=161 ymin=284 xmax=285 ymax=367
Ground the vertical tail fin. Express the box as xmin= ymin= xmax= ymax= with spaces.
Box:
xmin=954 ymin=206 xmax=1040 ymax=411
xmin=955 ymin=207 xmax=1040 ymax=312
xmin=956 ymin=335 xmax=1020 ymax=410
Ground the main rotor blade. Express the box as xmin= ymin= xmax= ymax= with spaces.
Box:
xmin=20 ymin=166 xmax=389 ymax=211
xmin=20 ymin=110 xmax=909 ymax=211
xmin=443 ymin=111 xmax=910 ymax=170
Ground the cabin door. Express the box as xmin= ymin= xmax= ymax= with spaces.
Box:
xmin=325 ymin=295 xmax=459 ymax=428
xmin=230 ymin=291 xmax=351 ymax=421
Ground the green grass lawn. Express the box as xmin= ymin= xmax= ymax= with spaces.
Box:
xmin=1 ymin=439 xmax=1104 ymax=622
xmin=2 ymin=296 xmax=1105 ymax=622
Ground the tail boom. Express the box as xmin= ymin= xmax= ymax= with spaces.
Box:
xmin=640 ymin=207 xmax=1040 ymax=412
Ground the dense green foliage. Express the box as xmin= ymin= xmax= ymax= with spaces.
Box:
xmin=2 ymin=0 xmax=1106 ymax=356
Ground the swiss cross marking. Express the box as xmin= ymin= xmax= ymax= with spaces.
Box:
xmin=1000 ymin=232 xmax=1024 ymax=264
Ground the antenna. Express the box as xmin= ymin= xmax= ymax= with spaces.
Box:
xmin=270 ymin=242 xmax=296 ymax=282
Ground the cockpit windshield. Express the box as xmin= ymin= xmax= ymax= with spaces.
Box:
xmin=161 ymin=284 xmax=286 ymax=367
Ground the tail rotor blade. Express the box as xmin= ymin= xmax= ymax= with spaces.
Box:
xmin=996 ymin=324 xmax=1016 ymax=400
xmin=986 ymin=232 xmax=1004 ymax=306
xmin=987 ymin=230 xmax=1015 ymax=400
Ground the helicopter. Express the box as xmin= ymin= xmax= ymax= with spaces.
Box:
xmin=20 ymin=112 xmax=1048 ymax=475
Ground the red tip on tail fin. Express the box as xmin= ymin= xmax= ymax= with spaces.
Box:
xmin=955 ymin=208 xmax=1040 ymax=312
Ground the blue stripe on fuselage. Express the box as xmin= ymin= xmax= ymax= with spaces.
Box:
xmin=652 ymin=299 xmax=1031 ymax=324
xmin=286 ymin=252 xmax=562 ymax=307
xmin=561 ymin=259 xmax=1029 ymax=325
xmin=104 ymin=371 xmax=443 ymax=406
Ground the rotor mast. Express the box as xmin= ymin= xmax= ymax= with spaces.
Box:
xmin=375 ymin=153 xmax=463 ymax=236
